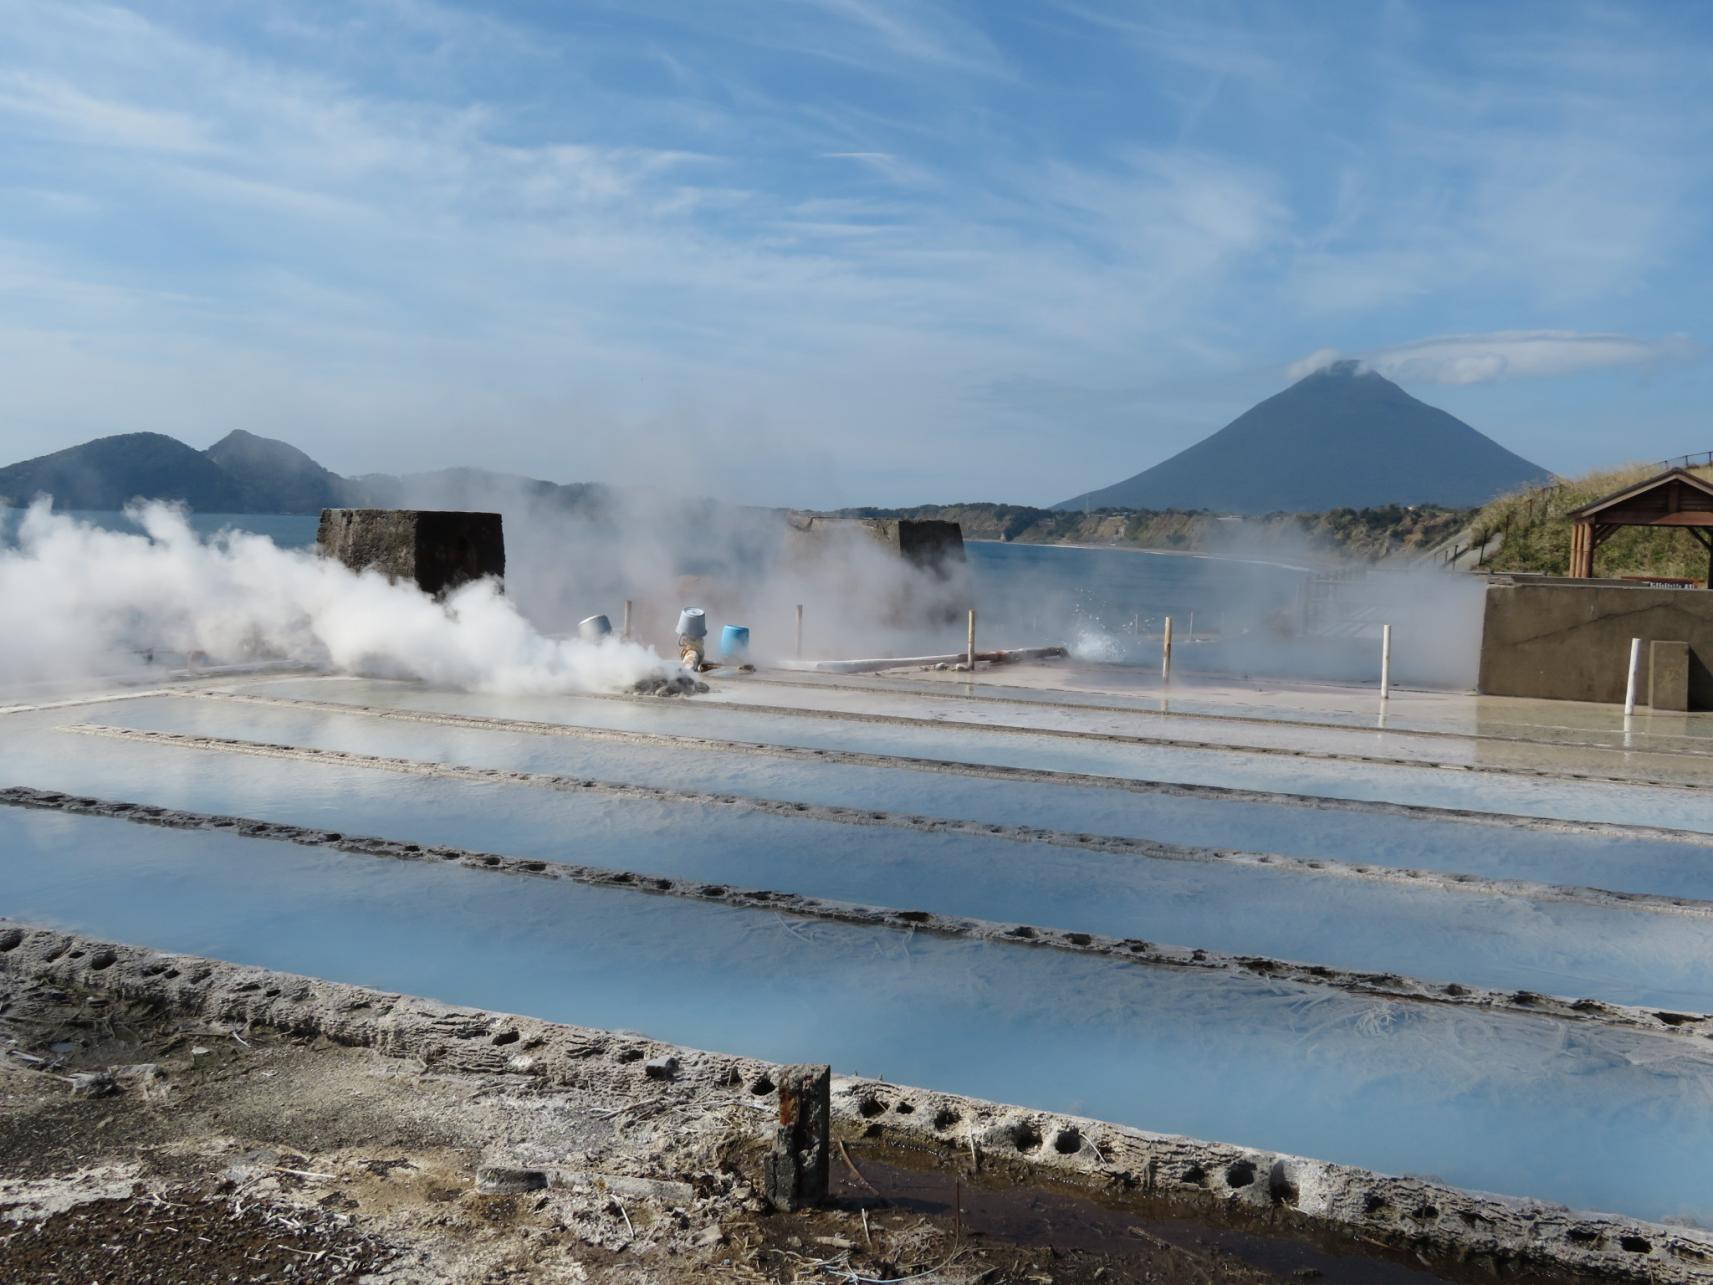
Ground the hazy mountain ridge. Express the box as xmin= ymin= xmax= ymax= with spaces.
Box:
xmin=1057 ymin=362 xmax=1553 ymax=513
xmin=0 ymin=423 xmax=1483 ymax=563
xmin=0 ymin=432 xmax=252 ymax=512
xmin=0 ymin=429 xmax=612 ymax=517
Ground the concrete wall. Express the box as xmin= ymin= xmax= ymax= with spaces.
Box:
xmin=784 ymin=516 xmax=966 ymax=576
xmin=1478 ymin=578 xmax=1713 ymax=707
xmin=316 ymin=508 xmax=505 ymax=597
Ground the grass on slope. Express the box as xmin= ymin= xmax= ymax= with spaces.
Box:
xmin=1476 ymin=462 xmax=1713 ymax=580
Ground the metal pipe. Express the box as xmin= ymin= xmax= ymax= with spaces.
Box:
xmin=1625 ymin=637 xmax=1642 ymax=716
xmin=1380 ymin=623 xmax=1393 ymax=702
xmin=795 ymin=604 xmax=804 ymax=660
xmin=1161 ymin=616 xmax=1173 ymax=682
xmin=622 ymin=599 xmax=632 ymax=642
xmin=966 ymin=608 xmax=977 ymax=670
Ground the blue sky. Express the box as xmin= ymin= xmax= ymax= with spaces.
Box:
xmin=1 ymin=1 xmax=1710 ymax=507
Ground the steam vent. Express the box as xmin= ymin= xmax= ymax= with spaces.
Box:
xmin=315 ymin=508 xmax=505 ymax=596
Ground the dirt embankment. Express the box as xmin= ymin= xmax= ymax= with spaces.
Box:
xmin=0 ymin=956 xmax=1379 ymax=1283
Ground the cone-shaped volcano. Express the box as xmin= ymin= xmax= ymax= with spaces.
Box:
xmin=1056 ymin=361 xmax=1551 ymax=512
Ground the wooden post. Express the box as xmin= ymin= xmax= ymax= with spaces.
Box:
xmin=1161 ymin=616 xmax=1173 ymax=682
xmin=763 ymin=1064 xmax=830 ymax=1211
xmin=795 ymin=604 xmax=804 ymax=660
xmin=966 ymin=608 xmax=977 ymax=670
xmin=621 ymin=599 xmax=632 ymax=642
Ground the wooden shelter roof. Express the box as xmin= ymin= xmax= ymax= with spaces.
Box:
xmin=1567 ymin=468 xmax=1713 ymax=527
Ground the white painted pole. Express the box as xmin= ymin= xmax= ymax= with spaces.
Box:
xmin=622 ymin=599 xmax=632 ymax=642
xmin=795 ymin=604 xmax=804 ymax=660
xmin=1187 ymin=610 xmax=1195 ymax=642
xmin=967 ymin=608 xmax=977 ymax=670
xmin=1161 ymin=615 xmax=1174 ymax=682
xmin=1624 ymin=637 xmax=1642 ymax=716
xmin=1380 ymin=623 xmax=1393 ymax=702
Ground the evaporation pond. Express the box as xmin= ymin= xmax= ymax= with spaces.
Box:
xmin=4 ymin=805 xmax=1713 ymax=1225
xmin=6 ymin=721 xmax=1713 ymax=1007
xmin=216 ymin=678 xmax=1713 ymax=832
xmin=94 ymin=696 xmax=1713 ymax=902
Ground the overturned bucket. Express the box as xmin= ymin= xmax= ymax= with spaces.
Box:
xmin=676 ymin=608 xmax=707 ymax=639
xmin=578 ymin=614 xmax=613 ymax=642
xmin=720 ymin=624 xmax=750 ymax=659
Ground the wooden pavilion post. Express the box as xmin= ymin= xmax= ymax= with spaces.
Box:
xmin=1570 ymin=518 xmax=1594 ymax=578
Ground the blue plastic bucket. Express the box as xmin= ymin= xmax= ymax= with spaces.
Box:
xmin=720 ymin=624 xmax=750 ymax=658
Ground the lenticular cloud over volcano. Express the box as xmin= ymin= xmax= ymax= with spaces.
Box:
xmin=0 ymin=501 xmax=667 ymax=693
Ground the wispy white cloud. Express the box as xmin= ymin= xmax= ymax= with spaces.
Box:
xmin=1289 ymin=332 xmax=1700 ymax=386
xmin=0 ymin=70 xmax=212 ymax=152
xmin=0 ymin=0 xmax=1710 ymax=502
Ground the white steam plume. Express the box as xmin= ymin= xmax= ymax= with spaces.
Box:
xmin=0 ymin=501 xmax=671 ymax=693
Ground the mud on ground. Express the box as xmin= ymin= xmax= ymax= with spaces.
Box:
xmin=0 ymin=971 xmax=1479 ymax=1284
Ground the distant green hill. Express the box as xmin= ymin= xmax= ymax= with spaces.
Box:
xmin=204 ymin=429 xmax=355 ymax=512
xmin=824 ymin=500 xmax=1472 ymax=562
xmin=0 ymin=432 xmax=247 ymax=511
xmin=1057 ymin=361 xmax=1553 ymax=513
xmin=0 ymin=430 xmax=606 ymax=517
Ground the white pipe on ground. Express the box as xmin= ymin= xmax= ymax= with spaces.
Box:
xmin=1161 ymin=616 xmax=1174 ymax=682
xmin=1380 ymin=624 xmax=1393 ymax=702
xmin=1625 ymin=637 xmax=1643 ymax=716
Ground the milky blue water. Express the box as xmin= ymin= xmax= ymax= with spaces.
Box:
xmin=6 ymin=707 xmax=1712 ymax=1009
xmin=226 ymin=677 xmax=1713 ymax=833
xmin=94 ymin=696 xmax=1713 ymax=902
xmin=4 ymin=804 xmax=1711 ymax=1226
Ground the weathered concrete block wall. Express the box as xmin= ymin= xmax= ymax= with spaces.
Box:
xmin=317 ymin=508 xmax=505 ymax=597
xmin=1479 ymin=579 xmax=1713 ymax=707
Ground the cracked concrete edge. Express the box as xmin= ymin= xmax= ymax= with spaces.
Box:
xmin=0 ymin=922 xmax=1706 ymax=1283
xmin=5 ymin=784 xmax=1711 ymax=1044
xmin=65 ymin=721 xmax=1713 ymax=925
xmin=179 ymin=688 xmax=1713 ymax=850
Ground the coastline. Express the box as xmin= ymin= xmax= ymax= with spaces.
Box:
xmin=966 ymin=537 xmax=1321 ymax=574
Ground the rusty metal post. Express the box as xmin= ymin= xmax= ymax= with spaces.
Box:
xmin=763 ymin=1064 xmax=830 ymax=1211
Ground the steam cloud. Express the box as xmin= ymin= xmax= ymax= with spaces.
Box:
xmin=0 ymin=501 xmax=671 ymax=694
